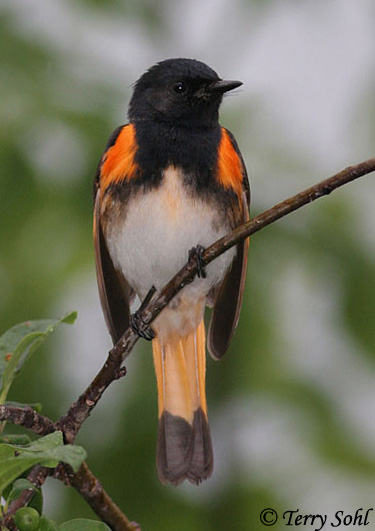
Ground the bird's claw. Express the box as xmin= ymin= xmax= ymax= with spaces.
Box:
xmin=130 ymin=312 xmax=155 ymax=341
xmin=189 ymin=245 xmax=207 ymax=278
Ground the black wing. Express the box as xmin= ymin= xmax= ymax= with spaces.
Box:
xmin=94 ymin=189 xmax=133 ymax=345
xmin=207 ymin=132 xmax=250 ymax=360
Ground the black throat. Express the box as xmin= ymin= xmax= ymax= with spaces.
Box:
xmin=132 ymin=120 xmax=222 ymax=191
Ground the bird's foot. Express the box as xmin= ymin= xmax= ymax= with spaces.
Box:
xmin=129 ymin=285 xmax=156 ymax=341
xmin=188 ymin=244 xmax=207 ymax=278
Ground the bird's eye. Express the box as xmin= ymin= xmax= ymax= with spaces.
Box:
xmin=172 ymin=81 xmax=188 ymax=94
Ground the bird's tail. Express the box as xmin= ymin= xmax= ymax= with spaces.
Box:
xmin=152 ymin=319 xmax=213 ymax=485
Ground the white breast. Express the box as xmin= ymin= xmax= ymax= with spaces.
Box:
xmin=106 ymin=166 xmax=235 ymax=306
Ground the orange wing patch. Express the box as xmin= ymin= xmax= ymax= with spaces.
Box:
xmin=100 ymin=124 xmax=139 ymax=190
xmin=216 ymin=128 xmax=243 ymax=198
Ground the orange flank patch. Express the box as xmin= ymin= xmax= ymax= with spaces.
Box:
xmin=100 ymin=124 xmax=139 ymax=189
xmin=216 ymin=128 xmax=243 ymax=197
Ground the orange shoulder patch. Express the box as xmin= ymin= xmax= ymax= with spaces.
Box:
xmin=100 ymin=124 xmax=139 ymax=190
xmin=216 ymin=128 xmax=243 ymax=198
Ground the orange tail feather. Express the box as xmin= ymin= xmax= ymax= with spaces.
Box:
xmin=152 ymin=319 xmax=213 ymax=485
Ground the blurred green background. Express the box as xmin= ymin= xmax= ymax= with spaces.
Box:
xmin=1 ymin=1 xmax=375 ymax=529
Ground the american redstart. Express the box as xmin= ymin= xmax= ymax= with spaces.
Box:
xmin=94 ymin=58 xmax=250 ymax=485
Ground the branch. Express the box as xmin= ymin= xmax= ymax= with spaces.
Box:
xmin=0 ymin=405 xmax=56 ymax=436
xmin=2 ymin=462 xmax=140 ymax=531
xmin=66 ymin=463 xmax=140 ymax=531
xmin=60 ymin=156 xmax=375 ymax=442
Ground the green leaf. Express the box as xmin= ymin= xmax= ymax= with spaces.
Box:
xmin=0 ymin=447 xmax=40 ymax=493
xmin=58 ymin=312 xmax=77 ymax=325
xmin=0 ymin=431 xmax=86 ymax=492
xmin=15 ymin=432 xmax=87 ymax=471
xmin=38 ymin=515 xmax=59 ymax=531
xmin=0 ymin=312 xmax=77 ymax=404
xmin=59 ymin=519 xmax=111 ymax=530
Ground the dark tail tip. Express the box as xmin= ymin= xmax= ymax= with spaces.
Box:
xmin=156 ymin=408 xmax=213 ymax=486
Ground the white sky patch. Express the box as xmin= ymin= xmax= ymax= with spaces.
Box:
xmin=252 ymin=1 xmax=374 ymax=164
xmin=21 ymin=118 xmax=88 ymax=184
xmin=2 ymin=0 xmax=154 ymax=86
xmin=275 ymin=261 xmax=375 ymax=459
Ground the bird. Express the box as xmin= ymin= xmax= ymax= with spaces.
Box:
xmin=93 ymin=58 xmax=250 ymax=486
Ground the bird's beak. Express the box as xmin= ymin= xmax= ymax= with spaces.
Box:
xmin=209 ymin=79 xmax=243 ymax=94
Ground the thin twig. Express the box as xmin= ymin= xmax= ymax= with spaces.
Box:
xmin=0 ymin=405 xmax=56 ymax=436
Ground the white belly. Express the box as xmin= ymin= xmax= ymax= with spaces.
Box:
xmin=106 ymin=166 xmax=235 ymax=336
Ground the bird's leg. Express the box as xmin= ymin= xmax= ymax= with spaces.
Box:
xmin=188 ymin=244 xmax=207 ymax=279
xmin=129 ymin=285 xmax=156 ymax=341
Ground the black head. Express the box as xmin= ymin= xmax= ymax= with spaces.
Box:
xmin=128 ymin=58 xmax=242 ymax=129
